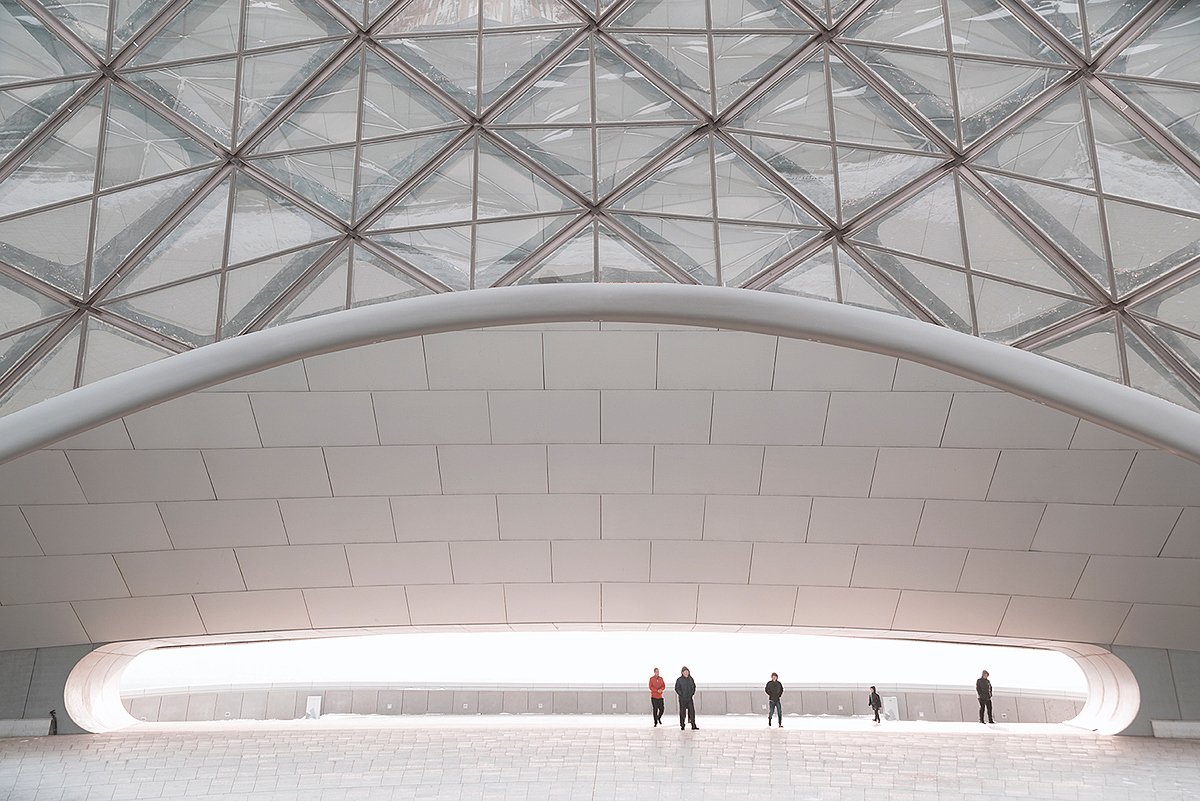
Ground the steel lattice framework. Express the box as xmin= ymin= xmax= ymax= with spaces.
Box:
xmin=1 ymin=0 xmax=1200 ymax=415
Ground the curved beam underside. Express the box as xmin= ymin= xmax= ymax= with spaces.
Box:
xmin=2 ymin=284 xmax=1199 ymax=465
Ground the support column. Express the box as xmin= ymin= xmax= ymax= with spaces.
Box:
xmin=1112 ymin=645 xmax=1200 ymax=737
xmin=0 ymin=645 xmax=98 ymax=735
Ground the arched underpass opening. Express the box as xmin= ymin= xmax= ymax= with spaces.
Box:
xmin=65 ymin=630 xmax=1137 ymax=735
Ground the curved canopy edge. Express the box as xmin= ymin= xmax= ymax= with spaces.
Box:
xmin=2 ymin=284 xmax=1199 ymax=465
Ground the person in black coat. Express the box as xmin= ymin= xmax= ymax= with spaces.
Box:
xmin=976 ymin=670 xmax=994 ymax=724
xmin=675 ymin=666 xmax=698 ymax=730
xmin=765 ymin=673 xmax=783 ymax=727
xmin=868 ymin=687 xmax=882 ymax=723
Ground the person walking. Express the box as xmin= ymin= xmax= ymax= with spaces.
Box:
xmin=868 ymin=686 xmax=882 ymax=723
xmin=976 ymin=670 xmax=994 ymax=724
xmin=675 ymin=666 xmax=698 ymax=730
xmin=765 ymin=673 xmax=783 ymax=727
xmin=649 ymin=667 xmax=665 ymax=726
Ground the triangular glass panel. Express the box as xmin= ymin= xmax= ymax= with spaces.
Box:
xmin=0 ymin=318 xmax=66 ymax=387
xmin=845 ymin=45 xmax=957 ymax=144
xmin=955 ymin=59 xmax=1066 ymax=146
xmin=713 ymin=140 xmax=817 ymax=225
xmin=110 ymin=177 xmax=231 ymax=297
xmin=1085 ymin=0 xmax=1157 ymax=57
xmin=350 ymin=246 xmax=433 ymax=305
xmin=972 ymin=275 xmax=1090 ymax=343
xmin=1088 ymin=91 xmax=1200 ymax=215
xmin=494 ymin=42 xmax=591 ymax=125
xmin=377 ymin=0 xmax=478 ymax=31
xmin=368 ymin=0 xmax=403 ymax=24
xmin=92 ymin=168 xmax=215 ymax=291
xmin=111 ymin=0 xmax=173 ymax=56
xmin=613 ymin=137 xmax=712 ymax=216
xmin=842 ymin=0 xmax=946 ymax=50
xmin=0 ymin=320 xmax=81 ymax=415
xmin=730 ymin=133 xmax=836 ymax=219
xmin=126 ymin=58 xmax=239 ymax=147
xmin=861 ymin=247 xmax=973 ymax=333
xmin=839 ymin=250 xmax=918 ymax=317
xmin=763 ymin=244 xmax=838 ymax=301
xmin=222 ymin=243 xmax=334 ymax=333
xmin=710 ymin=0 xmax=811 ymax=30
xmin=356 ymin=129 xmax=461 ymax=221
xmin=852 ymin=173 xmax=965 ymax=267
xmin=946 ymin=0 xmax=1065 ymax=63
xmin=476 ymin=139 xmax=578 ymax=219
xmin=238 ymin=42 xmax=346 ymax=145
xmin=127 ymin=0 xmax=242 ymax=66
xmin=267 ymin=252 xmax=349 ymax=326
xmin=1104 ymin=198 xmax=1200 ymax=298
xmin=1032 ymin=315 xmax=1123 ymax=381
xmin=226 ymin=173 xmax=342 ymax=267
xmin=1110 ymin=79 xmax=1200 ymax=154
xmin=481 ymin=30 xmax=577 ymax=109
xmin=34 ymin=0 xmax=112 ymax=58
xmin=79 ymin=316 xmax=173 ymax=386
xmin=1141 ymin=321 xmax=1200 ymax=382
xmin=0 ymin=273 xmax=71 ymax=336
xmin=253 ymin=146 xmax=358 ymax=220
xmin=978 ymin=172 xmax=1109 ymax=290
xmin=731 ymin=50 xmax=828 ymax=140
xmin=370 ymin=140 xmax=474 ymax=230
xmin=597 ymin=224 xmax=678 ymax=283
xmin=101 ymin=87 xmax=217 ymax=190
xmin=614 ymin=213 xmax=717 ymax=284
xmin=718 ymin=222 xmax=818 ymax=287
xmin=594 ymin=41 xmax=697 ymax=122
xmin=711 ymin=34 xmax=808 ymax=111
xmin=791 ymin=0 xmax=824 ymax=25
xmin=100 ymin=274 xmax=220 ymax=346
xmin=494 ymin=128 xmax=593 ymax=197
xmin=1019 ymin=0 xmax=1084 ymax=56
xmin=960 ymin=183 xmax=1088 ymax=296
xmin=485 ymin=0 xmax=579 ymax=25
xmin=1104 ymin=1 xmax=1198 ymax=86
xmin=0 ymin=79 xmax=90 ymax=163
xmin=369 ymin=226 xmax=472 ymax=289
xmin=1124 ymin=326 xmax=1200 ymax=411
xmin=829 ymin=54 xmax=939 ymax=152
xmin=0 ymin=0 xmax=93 ymax=86
xmin=595 ymin=124 xmax=692 ymax=197
xmin=255 ymin=57 xmax=361 ymax=153
xmin=0 ymin=92 xmax=102 ymax=218
xmin=612 ymin=0 xmax=707 ymax=29
xmin=361 ymin=51 xmax=461 ymax=139
xmin=244 ymin=0 xmax=348 ymax=50
xmin=835 ymin=145 xmax=943 ymax=222
xmin=1131 ymin=272 xmax=1200 ymax=336
xmin=612 ymin=33 xmax=711 ymax=111
xmin=517 ymin=223 xmax=594 ymax=285
xmin=382 ymin=35 xmax=479 ymax=112
xmin=973 ymin=85 xmax=1095 ymax=190
xmin=0 ymin=198 xmax=92 ymax=296
xmin=474 ymin=213 xmax=575 ymax=287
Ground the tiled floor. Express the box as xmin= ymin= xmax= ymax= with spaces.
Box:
xmin=2 ymin=715 xmax=1197 ymax=801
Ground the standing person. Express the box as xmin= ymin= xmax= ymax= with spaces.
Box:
xmin=765 ymin=673 xmax=783 ymax=727
xmin=675 ymin=666 xmax=698 ymax=730
xmin=976 ymin=670 xmax=994 ymax=724
xmin=649 ymin=668 xmax=665 ymax=727
xmin=868 ymin=687 xmax=882 ymax=723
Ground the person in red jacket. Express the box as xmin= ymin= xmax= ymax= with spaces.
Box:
xmin=649 ymin=667 xmax=666 ymax=726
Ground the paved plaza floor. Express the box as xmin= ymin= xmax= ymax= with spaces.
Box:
xmin=1 ymin=715 xmax=1197 ymax=801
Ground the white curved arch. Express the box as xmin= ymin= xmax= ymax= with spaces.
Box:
xmin=2 ymin=284 xmax=1200 ymax=464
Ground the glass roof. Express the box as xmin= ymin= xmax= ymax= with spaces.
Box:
xmin=1 ymin=0 xmax=1200 ymax=414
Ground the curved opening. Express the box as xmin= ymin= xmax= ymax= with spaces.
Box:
xmin=67 ymin=630 xmax=1137 ymax=734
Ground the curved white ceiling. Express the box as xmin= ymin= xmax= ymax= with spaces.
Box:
xmin=0 ymin=288 xmax=1198 ymax=659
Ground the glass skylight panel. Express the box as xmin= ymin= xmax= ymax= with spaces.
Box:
xmin=2 ymin=0 xmax=1200 ymax=411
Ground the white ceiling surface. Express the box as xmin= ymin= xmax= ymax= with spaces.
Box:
xmin=0 ymin=325 xmax=1198 ymax=654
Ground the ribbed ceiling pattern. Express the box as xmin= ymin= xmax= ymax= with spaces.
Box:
xmin=1 ymin=0 xmax=1200 ymax=414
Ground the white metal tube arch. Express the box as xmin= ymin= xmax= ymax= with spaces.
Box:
xmin=2 ymin=283 xmax=1200 ymax=465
